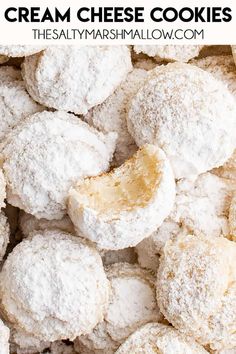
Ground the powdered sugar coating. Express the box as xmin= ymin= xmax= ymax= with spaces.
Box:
xmin=0 ymin=319 xmax=10 ymax=354
xmin=84 ymin=69 xmax=148 ymax=165
xmin=157 ymin=234 xmax=236 ymax=351
xmin=115 ymin=322 xmax=208 ymax=354
xmin=68 ymin=145 xmax=175 ymax=250
xmin=136 ymin=172 xmax=235 ymax=271
xmin=127 ymin=63 xmax=236 ymax=178
xmin=22 ymin=46 xmax=132 ymax=115
xmin=2 ymin=111 xmax=116 ymax=220
xmin=0 ymin=66 xmax=43 ymax=141
xmin=0 ymin=46 xmax=46 ymax=57
xmin=77 ymin=263 xmax=162 ymax=353
xmin=0 ymin=230 xmax=109 ymax=342
xmin=191 ymin=55 xmax=236 ymax=99
xmin=134 ymin=45 xmax=203 ymax=62
xmin=19 ymin=211 xmax=75 ymax=237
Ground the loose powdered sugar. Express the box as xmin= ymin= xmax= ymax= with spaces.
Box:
xmin=127 ymin=63 xmax=236 ymax=178
xmin=2 ymin=110 xmax=116 ymax=220
xmin=22 ymin=46 xmax=132 ymax=115
xmin=0 ymin=230 xmax=110 ymax=342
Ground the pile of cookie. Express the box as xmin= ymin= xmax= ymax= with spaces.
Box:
xmin=0 ymin=44 xmax=235 ymax=354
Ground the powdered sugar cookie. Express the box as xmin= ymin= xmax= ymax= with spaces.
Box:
xmin=22 ymin=46 xmax=132 ymax=115
xmin=77 ymin=263 xmax=162 ymax=353
xmin=0 ymin=319 xmax=9 ymax=354
xmin=68 ymin=145 xmax=175 ymax=250
xmin=0 ymin=230 xmax=109 ymax=342
xmin=2 ymin=111 xmax=116 ymax=220
xmin=84 ymin=69 xmax=148 ymax=165
xmin=191 ymin=55 xmax=236 ymax=99
xmin=19 ymin=211 xmax=75 ymax=237
xmin=127 ymin=63 xmax=236 ymax=178
xmin=0 ymin=66 xmax=43 ymax=141
xmin=115 ymin=322 xmax=208 ymax=354
xmin=0 ymin=46 xmax=46 ymax=57
xmin=157 ymin=234 xmax=236 ymax=351
xmin=134 ymin=45 xmax=203 ymax=63
xmin=136 ymin=172 xmax=235 ymax=271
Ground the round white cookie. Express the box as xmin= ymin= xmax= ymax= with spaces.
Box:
xmin=2 ymin=111 xmax=116 ymax=220
xmin=22 ymin=46 xmax=132 ymax=114
xmin=133 ymin=45 xmax=203 ymax=62
xmin=157 ymin=234 xmax=236 ymax=351
xmin=76 ymin=263 xmax=162 ymax=353
xmin=0 ymin=230 xmax=110 ymax=342
xmin=68 ymin=145 xmax=175 ymax=250
xmin=127 ymin=63 xmax=236 ymax=178
xmin=0 ymin=66 xmax=43 ymax=141
xmin=0 ymin=45 xmax=46 ymax=57
xmin=115 ymin=322 xmax=208 ymax=354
